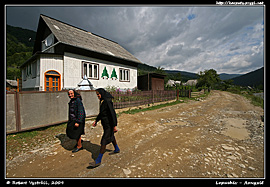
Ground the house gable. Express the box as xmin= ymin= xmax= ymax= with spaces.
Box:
xmin=22 ymin=14 xmax=141 ymax=91
xmin=33 ymin=14 xmax=142 ymax=67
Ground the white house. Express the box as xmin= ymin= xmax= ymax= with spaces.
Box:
xmin=166 ymin=79 xmax=181 ymax=87
xmin=20 ymin=14 xmax=142 ymax=91
xmin=184 ymin=79 xmax=198 ymax=86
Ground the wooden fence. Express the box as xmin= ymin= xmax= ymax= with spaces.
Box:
xmin=111 ymin=89 xmax=191 ymax=109
xmin=6 ymin=89 xmax=192 ymax=133
xmin=190 ymin=89 xmax=206 ymax=98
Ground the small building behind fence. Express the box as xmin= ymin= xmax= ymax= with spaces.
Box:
xmin=137 ymin=73 xmax=166 ymax=91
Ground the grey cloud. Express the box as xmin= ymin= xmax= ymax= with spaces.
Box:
xmin=6 ymin=6 xmax=264 ymax=74
xmin=167 ymin=44 xmax=184 ymax=56
xmin=229 ymin=46 xmax=240 ymax=51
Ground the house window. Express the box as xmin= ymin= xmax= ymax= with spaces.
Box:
xmin=44 ymin=70 xmax=61 ymax=91
xmin=119 ymin=68 xmax=130 ymax=82
xmin=22 ymin=68 xmax=26 ymax=81
xmin=94 ymin=65 xmax=98 ymax=78
xmin=89 ymin=64 xmax=92 ymax=77
xmin=83 ymin=63 xmax=87 ymax=77
xmin=27 ymin=64 xmax=31 ymax=77
xmin=42 ymin=33 xmax=54 ymax=51
xmin=82 ymin=62 xmax=99 ymax=79
xmin=31 ymin=61 xmax=37 ymax=78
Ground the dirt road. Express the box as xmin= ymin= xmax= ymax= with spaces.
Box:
xmin=6 ymin=91 xmax=264 ymax=178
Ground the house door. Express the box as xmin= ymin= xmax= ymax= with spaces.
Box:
xmin=44 ymin=70 xmax=61 ymax=91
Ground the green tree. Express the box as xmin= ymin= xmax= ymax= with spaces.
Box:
xmin=197 ymin=69 xmax=221 ymax=90
xmin=154 ymin=66 xmax=166 ymax=75
xmin=222 ymin=79 xmax=233 ymax=91
xmin=175 ymin=72 xmax=181 ymax=81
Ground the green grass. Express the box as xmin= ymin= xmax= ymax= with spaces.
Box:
xmin=226 ymin=88 xmax=264 ymax=109
xmin=246 ymin=94 xmax=264 ymax=108
xmin=119 ymin=91 xmax=210 ymax=115
xmin=120 ymin=100 xmax=184 ymax=115
xmin=7 ymin=123 xmax=67 ymax=141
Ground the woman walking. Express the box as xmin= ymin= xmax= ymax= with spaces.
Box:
xmin=89 ymin=88 xmax=120 ymax=167
xmin=67 ymin=89 xmax=86 ymax=153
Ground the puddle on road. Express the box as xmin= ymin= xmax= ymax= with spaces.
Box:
xmin=220 ymin=118 xmax=249 ymax=140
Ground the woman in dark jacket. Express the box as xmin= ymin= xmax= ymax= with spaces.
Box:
xmin=89 ymin=88 xmax=120 ymax=167
xmin=67 ymin=89 xmax=86 ymax=153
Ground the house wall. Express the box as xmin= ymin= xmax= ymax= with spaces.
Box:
xmin=22 ymin=54 xmax=63 ymax=91
xmin=22 ymin=52 xmax=138 ymax=91
xmin=21 ymin=59 xmax=40 ymax=91
xmin=39 ymin=54 xmax=63 ymax=91
xmin=63 ymin=52 xmax=137 ymax=90
xmin=22 ymin=75 xmax=40 ymax=91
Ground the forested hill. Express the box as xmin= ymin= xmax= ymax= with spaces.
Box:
xmin=6 ymin=25 xmax=36 ymax=79
xmin=232 ymin=67 xmax=264 ymax=87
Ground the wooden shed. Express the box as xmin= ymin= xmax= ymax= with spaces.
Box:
xmin=137 ymin=73 xmax=166 ymax=91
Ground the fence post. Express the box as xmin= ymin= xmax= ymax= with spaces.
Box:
xmin=128 ymin=91 xmax=131 ymax=107
xmin=17 ymin=78 xmax=19 ymax=92
xmin=152 ymin=90 xmax=154 ymax=103
xmin=14 ymin=91 xmax=21 ymax=132
xmin=177 ymin=89 xmax=179 ymax=101
xmin=189 ymin=89 xmax=191 ymax=98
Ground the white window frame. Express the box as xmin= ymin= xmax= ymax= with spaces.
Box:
xmin=82 ymin=61 xmax=99 ymax=80
xmin=119 ymin=68 xmax=130 ymax=82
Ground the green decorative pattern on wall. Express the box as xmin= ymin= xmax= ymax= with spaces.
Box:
xmin=111 ymin=68 xmax=118 ymax=80
xmin=101 ymin=67 xmax=109 ymax=79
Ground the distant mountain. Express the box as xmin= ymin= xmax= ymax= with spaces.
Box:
xmin=7 ymin=25 xmax=36 ymax=48
xmin=165 ymin=70 xmax=198 ymax=82
xmin=137 ymin=63 xmax=157 ymax=73
xmin=231 ymin=67 xmax=264 ymax=87
xmin=6 ymin=24 xmax=36 ymax=79
xmin=137 ymin=63 xmax=198 ymax=82
xmin=219 ymin=73 xmax=242 ymax=80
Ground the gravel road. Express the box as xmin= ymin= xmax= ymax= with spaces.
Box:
xmin=6 ymin=90 xmax=264 ymax=178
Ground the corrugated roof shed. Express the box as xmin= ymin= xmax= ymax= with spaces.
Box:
xmin=40 ymin=14 xmax=142 ymax=65
xmin=6 ymin=79 xmax=18 ymax=87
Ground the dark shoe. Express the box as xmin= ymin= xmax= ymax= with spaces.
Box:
xmin=109 ymin=150 xmax=120 ymax=155
xmin=89 ymin=161 xmax=101 ymax=168
xmin=72 ymin=147 xmax=83 ymax=153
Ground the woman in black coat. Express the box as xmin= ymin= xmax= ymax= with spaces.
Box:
xmin=89 ymin=88 xmax=120 ymax=167
xmin=67 ymin=90 xmax=86 ymax=153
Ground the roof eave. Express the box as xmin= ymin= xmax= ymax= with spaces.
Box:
xmin=20 ymin=51 xmax=63 ymax=68
xmin=60 ymin=42 xmax=142 ymax=67
xmin=20 ymin=52 xmax=41 ymax=68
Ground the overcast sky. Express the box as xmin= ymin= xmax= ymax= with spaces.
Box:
xmin=6 ymin=5 xmax=264 ymax=74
